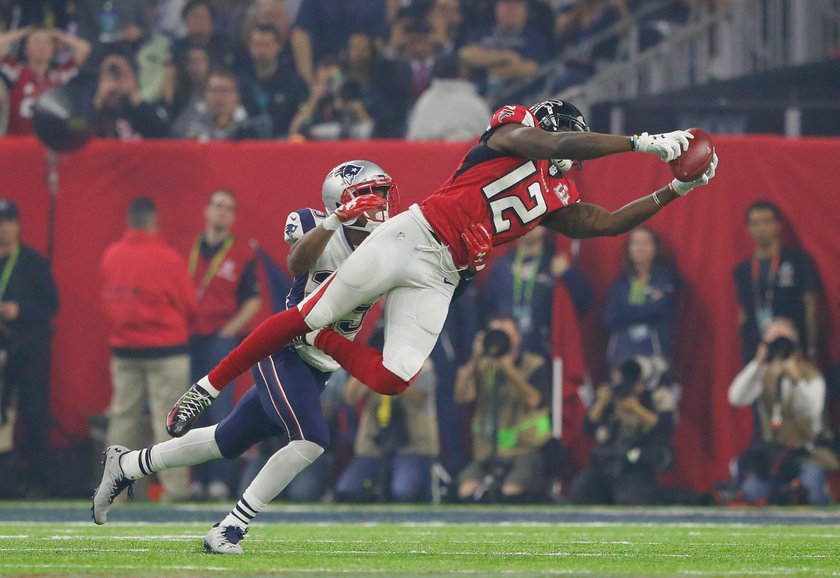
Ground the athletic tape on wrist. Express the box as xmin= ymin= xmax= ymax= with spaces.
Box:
xmin=322 ymin=213 xmax=341 ymax=231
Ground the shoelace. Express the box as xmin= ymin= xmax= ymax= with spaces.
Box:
xmin=175 ymin=388 xmax=211 ymax=420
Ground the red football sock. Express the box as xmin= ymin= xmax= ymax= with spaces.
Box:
xmin=314 ymin=328 xmax=411 ymax=395
xmin=208 ymin=307 xmax=311 ymax=389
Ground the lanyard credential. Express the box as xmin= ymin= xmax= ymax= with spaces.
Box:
xmin=0 ymin=244 xmax=20 ymax=301
xmin=512 ymin=248 xmax=541 ymax=332
xmin=189 ymin=235 xmax=234 ymax=298
xmin=751 ymin=252 xmax=780 ymax=332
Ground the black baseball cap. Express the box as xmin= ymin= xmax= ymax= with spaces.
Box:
xmin=0 ymin=199 xmax=20 ymax=221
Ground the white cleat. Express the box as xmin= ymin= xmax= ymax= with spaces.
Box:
xmin=91 ymin=445 xmax=134 ymax=525
xmin=203 ymin=522 xmax=248 ymax=554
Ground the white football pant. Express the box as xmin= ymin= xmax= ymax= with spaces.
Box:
xmin=298 ymin=204 xmax=459 ymax=381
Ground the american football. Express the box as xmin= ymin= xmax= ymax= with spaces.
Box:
xmin=669 ymin=127 xmax=715 ymax=181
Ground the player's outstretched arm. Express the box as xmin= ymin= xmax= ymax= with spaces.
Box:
xmin=489 ymin=124 xmax=692 ymax=163
xmin=542 ymin=193 xmax=674 ymax=239
xmin=543 ymin=153 xmax=718 ymax=238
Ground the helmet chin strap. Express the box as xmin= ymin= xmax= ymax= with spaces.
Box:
xmin=343 ymin=221 xmax=378 ymax=232
xmin=343 ymin=214 xmax=385 ymax=233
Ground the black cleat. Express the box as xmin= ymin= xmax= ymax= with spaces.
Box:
xmin=166 ymin=384 xmax=214 ymax=437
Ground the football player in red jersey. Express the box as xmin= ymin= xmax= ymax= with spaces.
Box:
xmin=168 ymin=99 xmax=718 ymax=437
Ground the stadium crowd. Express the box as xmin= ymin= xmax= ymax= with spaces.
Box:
xmin=0 ymin=0 xmax=725 ymax=141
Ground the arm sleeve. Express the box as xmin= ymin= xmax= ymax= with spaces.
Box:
xmin=728 ymin=360 xmax=765 ymax=406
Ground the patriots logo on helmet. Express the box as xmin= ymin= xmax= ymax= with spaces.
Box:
xmin=331 ymin=164 xmax=364 ymax=187
xmin=285 ymin=222 xmax=298 ymax=237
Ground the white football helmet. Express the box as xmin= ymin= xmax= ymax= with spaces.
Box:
xmin=321 ymin=160 xmax=400 ymax=232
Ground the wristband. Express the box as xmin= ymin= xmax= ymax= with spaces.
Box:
xmin=651 ymin=191 xmax=662 ymax=206
xmin=322 ymin=213 xmax=341 ymax=231
xmin=630 ymin=135 xmax=639 ymax=152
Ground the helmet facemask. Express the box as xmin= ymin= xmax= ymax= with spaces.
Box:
xmin=340 ymin=176 xmax=400 ymax=232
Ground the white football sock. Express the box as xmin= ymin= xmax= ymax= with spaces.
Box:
xmin=222 ymin=440 xmax=324 ymax=529
xmin=119 ymin=425 xmax=222 ymax=481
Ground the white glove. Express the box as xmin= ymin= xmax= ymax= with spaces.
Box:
xmin=670 ymin=152 xmax=718 ymax=196
xmin=634 ymin=130 xmax=693 ymax=162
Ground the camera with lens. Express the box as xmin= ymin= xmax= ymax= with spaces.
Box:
xmin=612 ymin=358 xmax=642 ymax=400
xmin=766 ymin=336 xmax=796 ymax=362
xmin=482 ymin=328 xmax=511 ymax=358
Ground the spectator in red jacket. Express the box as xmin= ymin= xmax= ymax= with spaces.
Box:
xmin=100 ymin=197 xmax=197 ymax=502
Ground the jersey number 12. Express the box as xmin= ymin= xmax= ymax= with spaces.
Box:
xmin=481 ymin=161 xmax=547 ymax=233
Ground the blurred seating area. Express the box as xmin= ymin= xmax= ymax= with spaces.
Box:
xmin=2 ymin=0 xmax=837 ymax=141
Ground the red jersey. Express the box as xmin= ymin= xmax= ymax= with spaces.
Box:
xmin=421 ymin=104 xmax=580 ymax=269
xmin=0 ymin=56 xmax=79 ymax=135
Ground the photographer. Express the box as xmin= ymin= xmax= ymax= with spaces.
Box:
xmin=93 ymin=54 xmax=169 ymax=140
xmin=334 ymin=327 xmax=439 ymax=503
xmin=454 ymin=315 xmax=551 ymax=503
xmin=728 ymin=317 xmax=837 ymax=505
xmin=288 ymin=56 xmax=374 ymax=141
xmin=568 ymin=357 xmax=676 ymax=505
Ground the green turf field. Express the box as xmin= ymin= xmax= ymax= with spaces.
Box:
xmin=2 ymin=503 xmax=839 ymax=577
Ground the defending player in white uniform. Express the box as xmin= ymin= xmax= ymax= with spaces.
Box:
xmin=93 ymin=161 xmax=397 ymax=554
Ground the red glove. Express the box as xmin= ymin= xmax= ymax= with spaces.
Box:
xmin=461 ymin=223 xmax=492 ymax=273
xmin=335 ymin=194 xmax=387 ymax=223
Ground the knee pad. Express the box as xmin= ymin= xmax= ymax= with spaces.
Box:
xmin=382 ymin=348 xmax=425 ymax=383
xmin=288 ymin=440 xmax=325 ymax=464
